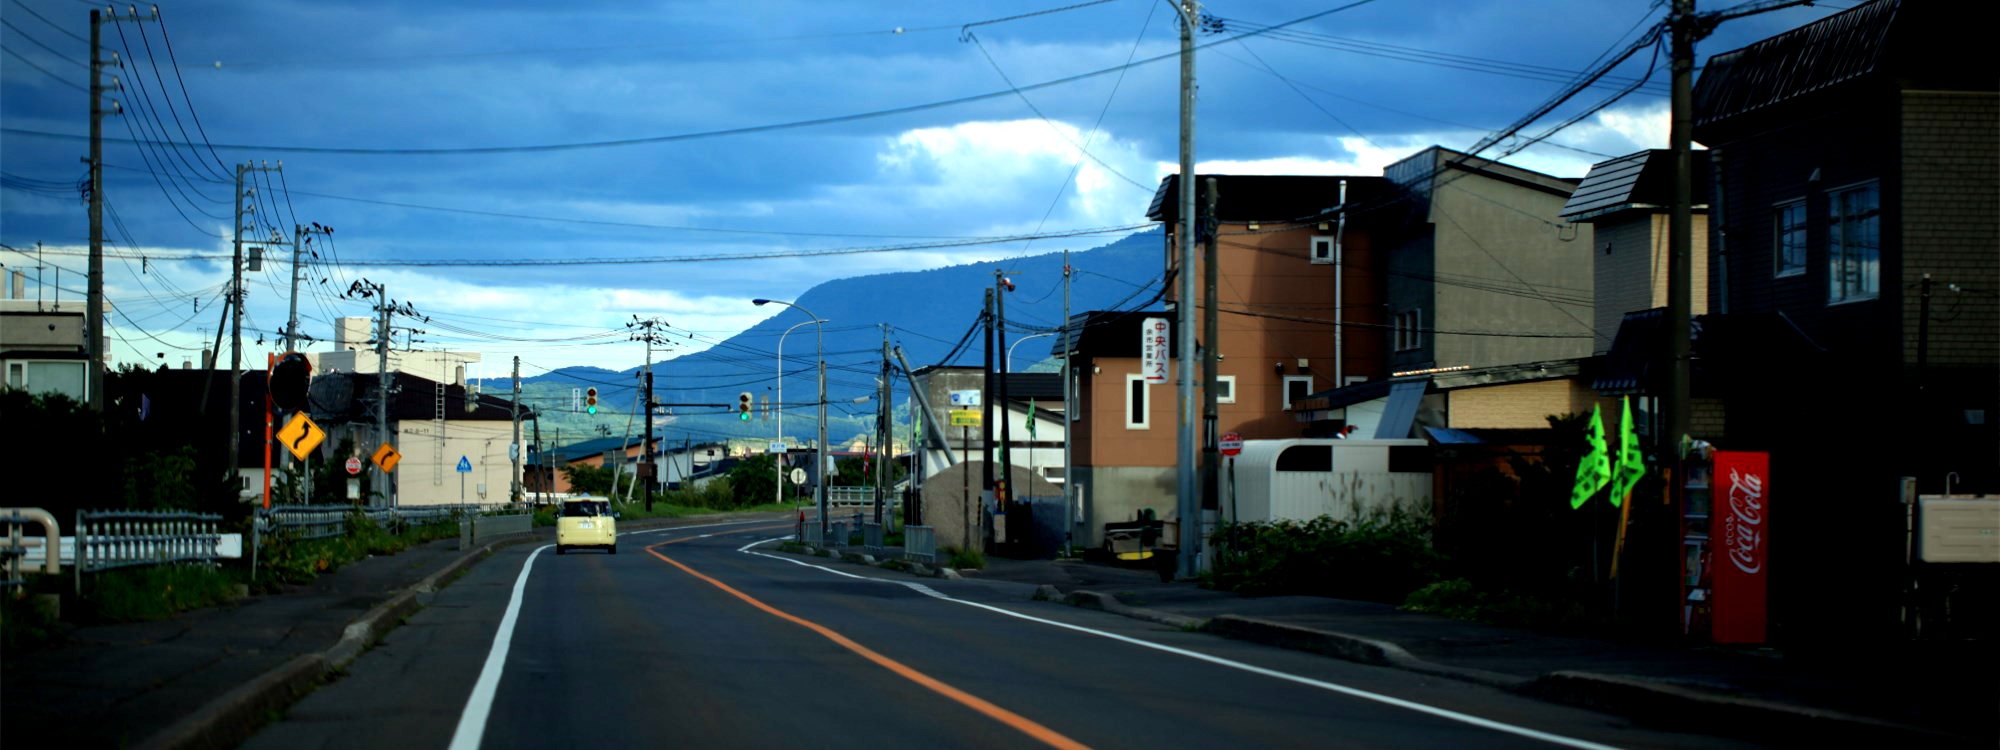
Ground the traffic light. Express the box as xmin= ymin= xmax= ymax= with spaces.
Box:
xmin=738 ymin=391 xmax=753 ymax=421
xmin=586 ymin=387 xmax=599 ymax=415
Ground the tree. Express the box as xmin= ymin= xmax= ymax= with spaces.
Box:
xmin=726 ymin=454 xmax=776 ymax=508
xmin=561 ymin=463 xmax=614 ymax=495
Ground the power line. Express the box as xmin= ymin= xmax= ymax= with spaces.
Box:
xmin=2 ymin=0 xmax=1387 ymax=156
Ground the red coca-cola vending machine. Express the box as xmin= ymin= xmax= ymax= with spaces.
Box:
xmin=1680 ymin=444 xmax=1771 ymax=643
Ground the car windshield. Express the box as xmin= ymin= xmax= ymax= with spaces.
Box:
xmin=561 ymin=501 xmax=607 ymax=518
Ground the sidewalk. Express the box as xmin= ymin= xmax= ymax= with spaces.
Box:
xmin=0 ymin=514 xmax=739 ymax=750
xmin=962 ymin=556 xmax=1998 ymax=747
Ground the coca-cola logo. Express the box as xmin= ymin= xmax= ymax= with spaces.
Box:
xmin=1723 ymin=468 xmax=1765 ymax=574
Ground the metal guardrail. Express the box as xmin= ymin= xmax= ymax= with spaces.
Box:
xmin=803 ymin=522 xmax=823 ymax=546
xmin=825 ymin=486 xmax=903 ymax=509
xmin=862 ymin=522 xmax=885 ymax=558
xmin=74 ymin=510 xmax=222 ymax=592
xmin=903 ymin=525 xmax=937 ymax=565
xmin=827 ymin=521 xmax=848 ymax=549
xmin=3 ymin=508 xmax=61 ymax=590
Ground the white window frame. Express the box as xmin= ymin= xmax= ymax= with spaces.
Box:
xmin=1282 ymin=376 xmax=1314 ymax=411
xmin=1394 ymin=309 xmax=1423 ymax=351
xmin=1826 ymin=181 xmax=1880 ymax=305
xmin=1310 ymin=235 xmax=1335 ymax=264
xmin=1773 ymin=198 xmax=1807 ymax=278
xmin=1124 ymin=374 xmax=1149 ymax=430
xmin=1214 ymin=375 xmax=1236 ymax=404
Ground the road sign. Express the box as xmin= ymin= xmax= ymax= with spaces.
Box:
xmin=1219 ymin=432 xmax=1244 ymax=457
xmin=769 ymin=441 xmax=787 ymax=453
xmin=456 ymin=455 xmax=472 ymax=473
xmin=276 ymin=412 xmax=325 ymax=461
xmin=371 ymin=442 xmax=402 ymax=473
xmin=345 ymin=457 xmax=363 ymax=475
xmin=949 ymin=389 xmax=981 ymax=407
xmin=789 ymin=468 xmax=807 ymax=486
xmin=949 ymin=409 xmax=982 ymax=427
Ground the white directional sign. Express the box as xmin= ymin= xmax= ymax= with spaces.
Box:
xmin=1142 ymin=317 xmax=1169 ymax=384
xmin=949 ymin=389 xmax=982 ymax=407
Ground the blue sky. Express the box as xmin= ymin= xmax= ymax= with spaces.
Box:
xmin=1 ymin=0 xmax=1849 ymax=377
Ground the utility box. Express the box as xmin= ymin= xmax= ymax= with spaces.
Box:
xmin=1224 ymin=439 xmax=1433 ymax=524
xmin=1917 ymin=496 xmax=2000 ymax=563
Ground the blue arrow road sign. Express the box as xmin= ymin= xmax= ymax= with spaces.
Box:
xmin=456 ymin=456 xmax=472 ymax=473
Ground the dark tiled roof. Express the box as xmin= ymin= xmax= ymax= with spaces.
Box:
xmin=1146 ymin=174 xmax=1393 ymax=225
xmin=1560 ymin=150 xmax=1711 ymax=221
xmin=1695 ymin=1 xmax=1900 ymax=128
xmin=1594 ymin=308 xmax=1668 ymax=396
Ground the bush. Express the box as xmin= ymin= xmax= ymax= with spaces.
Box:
xmin=1204 ymin=504 xmax=1444 ymax=603
xmin=940 ymin=545 xmax=986 ymax=570
xmin=83 ymin=564 xmax=242 ymax=622
xmin=1402 ymin=577 xmax=1607 ymax=633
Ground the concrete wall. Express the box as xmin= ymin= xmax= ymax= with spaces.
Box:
xmin=1445 ymin=378 xmax=1599 ymax=429
xmin=919 ymin=461 xmax=1059 ymax=551
xmin=1430 ymin=174 xmax=1597 ymax=369
xmin=394 ymin=420 xmax=519 ymax=506
xmin=1072 ymin=464 xmax=1175 ymax=549
xmin=1591 ymin=213 xmax=1709 ymax=355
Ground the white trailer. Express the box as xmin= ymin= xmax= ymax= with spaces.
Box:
xmin=1222 ymin=439 xmax=1433 ymax=524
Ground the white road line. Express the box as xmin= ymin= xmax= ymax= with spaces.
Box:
xmin=734 ymin=541 xmax=1621 ymax=750
xmin=624 ymin=519 xmax=775 ymax=537
xmin=447 ymin=544 xmax=548 ymax=750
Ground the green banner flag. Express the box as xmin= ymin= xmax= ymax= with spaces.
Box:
xmin=1570 ymin=404 xmax=1611 ymax=509
xmin=1027 ymin=397 xmax=1037 ymax=439
xmin=1609 ymin=396 xmax=1645 ymax=506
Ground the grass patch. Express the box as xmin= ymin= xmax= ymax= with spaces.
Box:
xmin=1 ymin=590 xmax=67 ymax=652
xmin=1401 ymin=578 xmax=1609 ymax=633
xmin=939 ymin=545 xmax=986 ymax=570
xmin=776 ymin=541 xmax=808 ymax=554
xmin=256 ymin=513 xmax=459 ymax=590
xmin=1203 ymin=506 xmax=1442 ymax=603
xmin=80 ymin=563 xmax=244 ymax=622
xmin=878 ymin=559 xmax=911 ymax=572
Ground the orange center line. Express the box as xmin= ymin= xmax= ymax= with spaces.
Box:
xmin=643 ymin=542 xmax=1091 ymax=750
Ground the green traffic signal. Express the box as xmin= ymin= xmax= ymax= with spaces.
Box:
xmin=588 ymin=405 xmax=598 ymax=415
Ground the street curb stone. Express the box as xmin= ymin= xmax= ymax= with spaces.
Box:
xmin=1064 ymin=590 xmax=1207 ymax=631
xmin=1204 ymin=614 xmax=1526 ymax=690
xmin=1528 ymin=671 xmax=1974 ymax=746
xmin=136 ymin=532 xmax=535 ymax=750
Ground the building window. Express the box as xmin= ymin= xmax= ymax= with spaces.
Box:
xmin=1125 ymin=374 xmax=1149 ymax=430
xmin=1773 ymin=199 xmax=1806 ymax=278
xmin=1393 ymin=309 xmax=1423 ymax=351
xmin=1827 ymin=181 xmax=1879 ymax=304
xmin=1311 ymin=235 xmax=1334 ymax=264
xmin=6 ymin=360 xmax=86 ymax=400
xmin=1215 ymin=375 xmax=1236 ymax=404
xmin=1283 ymin=376 xmax=1313 ymax=410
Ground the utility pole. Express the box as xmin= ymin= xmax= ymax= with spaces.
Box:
xmin=345 ymin=279 xmax=398 ymax=507
xmin=884 ymin=328 xmax=900 ymax=528
xmin=230 ymin=161 xmax=286 ymax=496
xmin=511 ymin=356 xmax=523 ymax=504
xmin=994 ymin=270 xmax=1016 ymax=552
xmin=1061 ymin=250 xmax=1074 ymax=557
xmin=1665 ymin=0 xmax=1696 ymax=460
xmin=287 ymin=223 xmax=331 ymax=352
xmin=1173 ymin=0 xmax=1202 ymax=580
xmin=1201 ymin=178 xmax=1221 ymax=531
xmin=629 ymin=316 xmax=668 ymax=511
xmin=981 ymin=288 xmax=995 ymax=547
xmin=85 ymin=8 xmax=153 ymax=410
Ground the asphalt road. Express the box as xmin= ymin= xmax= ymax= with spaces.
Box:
xmin=246 ymin=517 xmax=1766 ymax=749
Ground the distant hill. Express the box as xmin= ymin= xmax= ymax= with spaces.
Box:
xmin=478 ymin=229 xmax=1164 ymax=448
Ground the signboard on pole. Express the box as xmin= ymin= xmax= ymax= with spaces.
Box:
xmin=949 ymin=409 xmax=982 ymax=427
xmin=276 ymin=412 xmax=325 ymax=461
xmin=1218 ymin=432 xmax=1243 ymax=457
xmin=1141 ymin=317 xmax=1169 ymax=384
xmin=949 ymin=389 xmax=982 ymax=407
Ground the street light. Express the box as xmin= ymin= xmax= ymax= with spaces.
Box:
xmin=1007 ymin=331 xmax=1056 ymax=372
xmin=776 ymin=316 xmax=829 ymax=509
xmin=754 ymin=298 xmax=826 ymax=539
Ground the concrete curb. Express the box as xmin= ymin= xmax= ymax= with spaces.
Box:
xmin=1202 ymin=614 xmax=1526 ymax=690
xmin=138 ymin=533 xmax=534 ymax=750
xmin=1062 ymin=590 xmax=1207 ymax=631
xmin=1528 ymin=671 xmax=1975 ymax=746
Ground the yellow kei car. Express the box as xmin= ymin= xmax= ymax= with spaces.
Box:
xmin=555 ymin=498 xmax=617 ymax=555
